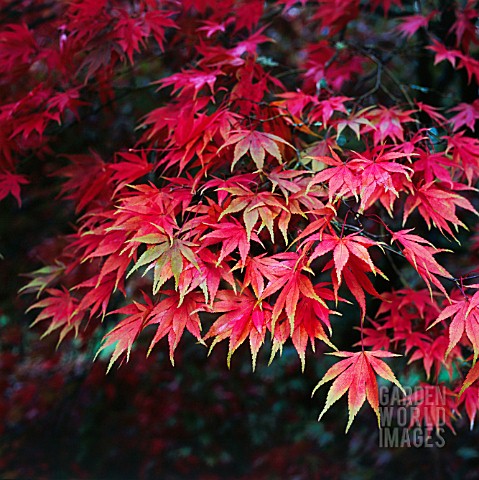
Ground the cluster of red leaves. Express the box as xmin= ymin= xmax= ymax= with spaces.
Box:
xmin=3 ymin=0 xmax=479 ymax=433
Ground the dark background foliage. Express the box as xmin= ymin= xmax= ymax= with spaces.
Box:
xmin=3 ymin=319 xmax=479 ymax=479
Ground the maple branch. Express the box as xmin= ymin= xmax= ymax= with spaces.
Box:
xmin=347 ymin=44 xmax=417 ymax=108
xmin=360 ymin=316 xmax=365 ymax=353
xmin=461 ymin=274 xmax=479 ymax=282
xmin=245 ymin=101 xmax=317 ymax=136
xmin=382 ymin=66 xmax=415 ymax=109
xmin=329 ymin=213 xmax=415 ymax=291
xmin=49 ymin=83 xmax=156 ymax=138
xmin=276 ymin=70 xmax=306 ymax=82
xmin=357 ymin=62 xmax=383 ymax=103
xmin=384 ymin=247 xmax=411 ymax=289
xmin=332 ymin=221 xmax=388 ymax=240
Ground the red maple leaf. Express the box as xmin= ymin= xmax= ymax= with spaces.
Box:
xmin=397 ymin=13 xmax=434 ymax=39
xmin=291 ymin=283 xmax=338 ymax=371
xmin=415 ymin=101 xmax=447 ymax=125
xmin=127 ymin=233 xmax=200 ymax=294
xmin=197 ymin=19 xmax=233 ymax=38
xmin=306 ymin=147 xmax=359 ymax=203
xmin=217 ymin=129 xmax=293 ymax=171
xmin=402 ymin=383 xmax=456 ymax=435
xmin=449 ymin=100 xmax=479 ymax=131
xmin=457 ymin=385 xmax=479 ymax=429
xmin=411 ymin=150 xmax=456 ymax=185
xmin=406 ymin=335 xmax=462 ymax=380
xmin=28 ymin=288 xmax=83 ymax=343
xmin=0 ymin=171 xmax=28 ymax=206
xmin=75 ymin=274 xmax=119 ymax=319
xmin=310 ymin=96 xmax=350 ymax=127
xmin=194 ymin=248 xmax=236 ymax=305
xmin=110 ymin=151 xmax=153 ymax=193
xmin=335 ymin=107 xmax=375 ymax=139
xmin=99 ymin=290 xmax=204 ymax=368
xmin=159 ymin=68 xmax=223 ymax=99
xmin=429 ymin=290 xmax=479 ymax=363
xmin=241 ymin=254 xmax=290 ymax=298
xmin=356 ymin=319 xmax=391 ymax=351
xmin=204 ymin=289 xmax=271 ymax=369
xmin=142 ymin=10 xmax=178 ymax=51
xmin=403 ymin=182 xmax=478 ymax=238
xmin=391 ymin=230 xmax=452 ymax=295
xmin=260 ymin=252 xmax=331 ymax=332
xmin=457 ymin=53 xmax=479 ymax=85
xmin=57 ymin=152 xmax=112 ymax=212
xmin=307 ymin=232 xmax=380 ymax=287
xmin=217 ymin=183 xmax=288 ymax=242
xmin=201 ymin=219 xmax=262 ymax=265
xmin=427 ymin=40 xmax=460 ymax=67
xmin=333 ymin=255 xmax=385 ymax=320
xmin=365 ymin=106 xmax=417 ymax=144
xmin=146 ymin=290 xmax=204 ymax=365
xmin=267 ymin=167 xmax=305 ymax=200
xmin=460 ymin=361 xmax=479 ymax=396
xmin=446 ymin=131 xmax=479 ymax=185
xmin=114 ymin=10 xmax=147 ymax=63
xmin=348 ymin=148 xmax=413 ymax=213
xmin=448 ymin=1 xmax=478 ymax=50
xmin=312 ymin=350 xmax=404 ymax=432
xmin=301 ymin=230 xmax=385 ymax=317
xmin=0 ymin=23 xmax=37 ymax=70
xmin=97 ymin=296 xmax=154 ymax=371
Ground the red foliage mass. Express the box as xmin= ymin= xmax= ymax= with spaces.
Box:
xmin=2 ymin=0 xmax=479 ymax=441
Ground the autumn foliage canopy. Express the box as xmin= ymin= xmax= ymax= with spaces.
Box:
xmin=3 ymin=0 xmax=479 ymax=434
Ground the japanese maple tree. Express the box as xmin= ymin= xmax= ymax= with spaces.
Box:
xmin=3 ymin=0 xmax=479 ymax=434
